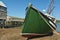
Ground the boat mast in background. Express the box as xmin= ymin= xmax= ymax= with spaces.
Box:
xmin=47 ymin=0 xmax=54 ymax=15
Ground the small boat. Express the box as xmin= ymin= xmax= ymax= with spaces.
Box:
xmin=21 ymin=0 xmax=57 ymax=39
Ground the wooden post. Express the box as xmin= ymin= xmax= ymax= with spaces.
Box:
xmin=2 ymin=19 xmax=4 ymax=29
xmin=2 ymin=19 xmax=5 ymax=29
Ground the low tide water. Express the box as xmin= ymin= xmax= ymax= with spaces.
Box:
xmin=56 ymin=22 xmax=60 ymax=32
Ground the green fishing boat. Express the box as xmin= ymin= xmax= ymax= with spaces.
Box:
xmin=21 ymin=0 xmax=57 ymax=39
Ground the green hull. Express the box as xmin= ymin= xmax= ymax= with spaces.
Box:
xmin=22 ymin=4 xmax=56 ymax=35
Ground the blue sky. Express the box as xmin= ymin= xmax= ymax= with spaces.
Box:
xmin=1 ymin=0 xmax=60 ymax=20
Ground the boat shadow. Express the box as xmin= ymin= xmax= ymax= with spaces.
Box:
xmin=27 ymin=32 xmax=53 ymax=40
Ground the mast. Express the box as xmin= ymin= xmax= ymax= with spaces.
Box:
xmin=47 ymin=0 xmax=54 ymax=14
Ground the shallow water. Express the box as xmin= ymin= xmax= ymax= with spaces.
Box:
xmin=56 ymin=22 xmax=60 ymax=32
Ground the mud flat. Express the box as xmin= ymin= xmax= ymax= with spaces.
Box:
xmin=0 ymin=27 xmax=60 ymax=40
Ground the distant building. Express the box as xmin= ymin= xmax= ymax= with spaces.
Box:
xmin=6 ymin=16 xmax=24 ymax=22
xmin=0 ymin=1 xmax=7 ymax=28
xmin=6 ymin=16 xmax=24 ymax=27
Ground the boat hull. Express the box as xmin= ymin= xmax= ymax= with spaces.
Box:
xmin=21 ymin=4 xmax=56 ymax=38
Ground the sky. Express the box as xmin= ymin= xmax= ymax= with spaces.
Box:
xmin=0 ymin=0 xmax=60 ymax=20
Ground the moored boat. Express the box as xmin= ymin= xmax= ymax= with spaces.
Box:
xmin=21 ymin=0 xmax=57 ymax=39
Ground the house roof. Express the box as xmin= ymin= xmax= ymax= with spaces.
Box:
xmin=0 ymin=1 xmax=7 ymax=7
